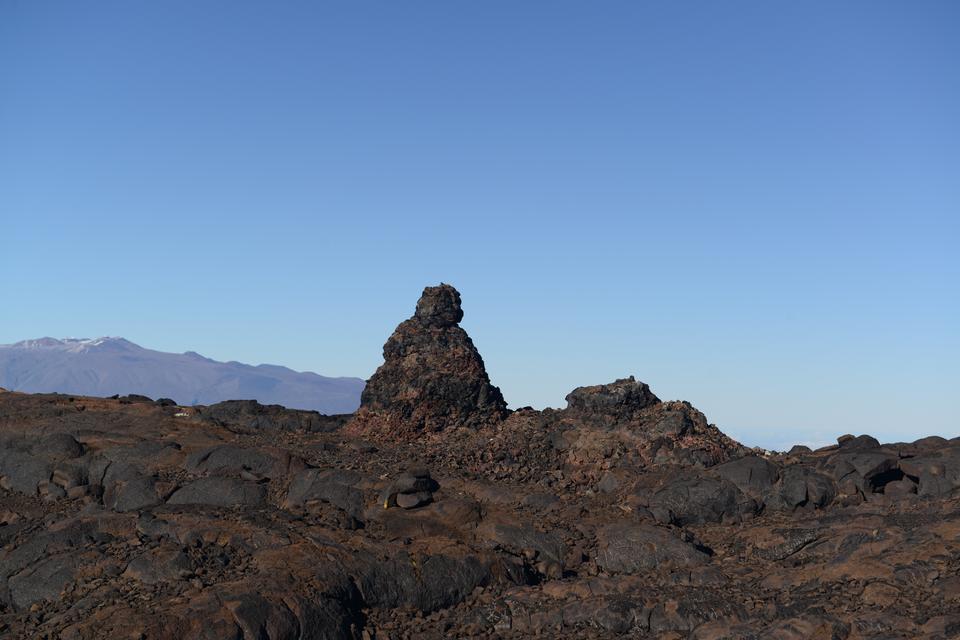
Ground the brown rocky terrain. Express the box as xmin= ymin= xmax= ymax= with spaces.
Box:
xmin=1 ymin=285 xmax=958 ymax=639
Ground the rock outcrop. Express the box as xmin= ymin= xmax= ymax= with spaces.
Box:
xmin=564 ymin=376 xmax=661 ymax=428
xmin=558 ymin=377 xmax=746 ymax=469
xmin=350 ymin=284 xmax=508 ymax=435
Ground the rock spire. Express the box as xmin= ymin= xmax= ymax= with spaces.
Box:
xmin=351 ymin=284 xmax=508 ymax=435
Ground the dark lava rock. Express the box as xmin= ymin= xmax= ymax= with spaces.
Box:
xmin=350 ymin=284 xmax=508 ymax=434
xmin=7 ymin=553 xmax=82 ymax=611
xmin=166 ymin=477 xmax=267 ymax=507
xmin=713 ymin=455 xmax=780 ymax=497
xmin=884 ymin=477 xmax=918 ymax=497
xmin=821 ymin=450 xmax=900 ymax=495
xmin=356 ymin=550 xmax=502 ymax=613
xmin=35 ymin=433 xmax=84 ymax=459
xmin=563 ymin=376 xmax=661 ymax=428
xmin=477 ymin=520 xmax=567 ymax=566
xmin=648 ymin=475 xmax=757 ymax=525
xmin=414 ymin=283 xmax=464 ymax=327
xmin=595 ymin=523 xmax=711 ymax=573
xmin=184 ymin=445 xmax=279 ymax=478
xmin=107 ymin=475 xmax=164 ymax=512
xmin=909 ymin=435 xmax=949 ymax=451
xmin=52 ymin=459 xmax=88 ymax=489
xmin=382 ymin=469 xmax=440 ymax=510
xmin=198 ymin=399 xmax=348 ymax=433
xmin=899 ymin=447 xmax=960 ymax=497
xmin=837 ymin=434 xmax=881 ymax=450
xmin=285 ymin=468 xmax=366 ymax=519
xmin=119 ymin=394 xmax=154 ymax=404
xmin=628 ymin=400 xmax=746 ymax=467
xmin=123 ymin=546 xmax=193 ymax=585
xmin=0 ymin=449 xmax=51 ymax=494
xmin=389 ymin=472 xmax=439 ymax=495
xmin=765 ymin=465 xmax=837 ymax=510
xmin=395 ymin=491 xmax=433 ymax=509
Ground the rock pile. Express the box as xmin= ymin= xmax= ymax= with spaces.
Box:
xmin=350 ymin=284 xmax=508 ymax=435
xmin=383 ymin=466 xmax=439 ymax=509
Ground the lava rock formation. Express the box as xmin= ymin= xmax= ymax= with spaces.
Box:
xmin=350 ymin=284 xmax=507 ymax=435
xmin=0 ymin=285 xmax=958 ymax=640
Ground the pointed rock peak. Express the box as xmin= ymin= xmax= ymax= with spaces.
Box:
xmin=350 ymin=284 xmax=507 ymax=436
xmin=414 ymin=283 xmax=464 ymax=328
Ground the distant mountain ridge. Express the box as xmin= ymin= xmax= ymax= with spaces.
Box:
xmin=0 ymin=337 xmax=364 ymax=414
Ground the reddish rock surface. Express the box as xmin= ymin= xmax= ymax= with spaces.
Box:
xmin=1 ymin=286 xmax=959 ymax=639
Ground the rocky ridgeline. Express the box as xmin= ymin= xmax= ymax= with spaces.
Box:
xmin=0 ymin=285 xmax=959 ymax=639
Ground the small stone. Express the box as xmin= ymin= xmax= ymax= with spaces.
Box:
xmin=396 ymin=491 xmax=433 ymax=509
xmin=390 ymin=473 xmax=439 ymax=494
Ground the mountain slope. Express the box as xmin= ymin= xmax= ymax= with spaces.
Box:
xmin=0 ymin=337 xmax=364 ymax=414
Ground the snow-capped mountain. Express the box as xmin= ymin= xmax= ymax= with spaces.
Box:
xmin=0 ymin=337 xmax=364 ymax=414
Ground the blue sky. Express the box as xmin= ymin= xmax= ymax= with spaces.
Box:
xmin=2 ymin=1 xmax=957 ymax=448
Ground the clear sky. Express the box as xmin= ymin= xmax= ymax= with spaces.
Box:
xmin=2 ymin=1 xmax=957 ymax=449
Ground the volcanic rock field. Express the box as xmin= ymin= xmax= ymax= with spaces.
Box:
xmin=1 ymin=285 xmax=958 ymax=639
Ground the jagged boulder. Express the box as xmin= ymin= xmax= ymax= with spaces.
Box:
xmin=898 ymin=446 xmax=960 ymax=497
xmin=350 ymin=284 xmax=508 ymax=435
xmin=713 ymin=455 xmax=781 ymax=497
xmin=563 ymin=376 xmax=660 ymax=428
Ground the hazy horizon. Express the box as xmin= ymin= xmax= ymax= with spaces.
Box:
xmin=2 ymin=2 xmax=957 ymax=447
